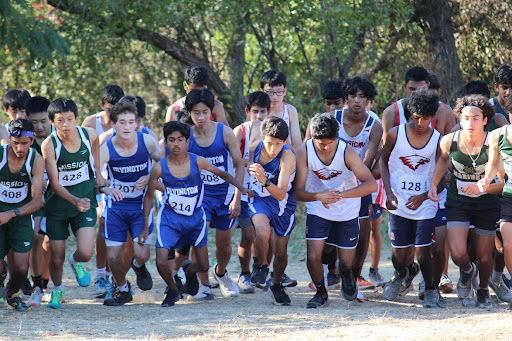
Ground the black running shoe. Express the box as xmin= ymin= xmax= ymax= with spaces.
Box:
xmin=400 ymin=262 xmax=419 ymax=296
xmin=162 ymin=288 xmax=180 ymax=307
xmin=307 ymin=292 xmax=329 ymax=308
xmin=251 ymin=264 xmax=269 ymax=287
xmin=131 ymin=258 xmax=153 ymax=291
xmin=268 ymin=283 xmax=291 ymax=306
xmin=104 ymin=283 xmax=133 ymax=306
xmin=340 ymin=271 xmax=357 ymax=301
xmin=181 ymin=260 xmax=199 ymax=296
xmin=174 ymin=274 xmax=187 ymax=296
xmin=22 ymin=278 xmax=33 ymax=296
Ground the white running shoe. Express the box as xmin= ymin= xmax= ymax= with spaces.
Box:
xmin=211 ymin=264 xmax=239 ymax=297
xmin=27 ymin=287 xmax=44 ymax=306
xmin=187 ymin=285 xmax=214 ymax=301
xmin=238 ymin=273 xmax=255 ymax=294
xmin=357 ymin=288 xmax=365 ymax=302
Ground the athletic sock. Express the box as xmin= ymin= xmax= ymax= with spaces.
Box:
xmin=69 ymin=252 xmax=77 ymax=265
xmin=54 ymin=284 xmax=65 ymax=292
xmin=314 ymin=281 xmax=327 ymax=295
xmin=132 ymin=258 xmax=142 ymax=268
xmin=492 ymin=270 xmax=503 ymax=283
xmin=32 ymin=275 xmax=43 ymax=290
xmin=462 ymin=263 xmax=473 ymax=274
xmin=105 ymin=271 xmax=112 ymax=278
xmin=323 ymin=264 xmax=329 ymax=287
xmin=241 ymin=271 xmax=251 ymax=276
xmin=118 ymin=282 xmax=129 ymax=292
xmin=41 ymin=278 xmax=49 ymax=290
xmin=96 ymin=267 xmax=106 ymax=279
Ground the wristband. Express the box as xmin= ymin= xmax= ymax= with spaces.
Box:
xmin=263 ymin=179 xmax=271 ymax=188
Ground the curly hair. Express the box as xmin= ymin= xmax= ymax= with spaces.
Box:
xmin=407 ymin=89 xmax=439 ymax=117
xmin=453 ymin=94 xmax=495 ymax=122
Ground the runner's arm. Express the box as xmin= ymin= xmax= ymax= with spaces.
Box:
xmin=363 ymin=121 xmax=383 ymax=169
xmin=379 ymin=126 xmax=398 ymax=208
xmin=428 ymin=134 xmax=452 ymax=201
xmin=343 ymin=145 xmax=377 ymax=198
xmin=197 ymin=156 xmax=249 ymax=195
xmin=287 ymin=104 xmax=302 ymax=151
xmin=143 ymin=162 xmax=161 ymax=232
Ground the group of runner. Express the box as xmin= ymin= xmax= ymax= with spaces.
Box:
xmin=0 ymin=63 xmax=511 ymax=311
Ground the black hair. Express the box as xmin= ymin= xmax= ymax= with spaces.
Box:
xmin=321 ymin=80 xmax=344 ymax=100
xmin=504 ymin=95 xmax=512 ymax=114
xmin=25 ymin=96 xmax=51 ymax=116
xmin=101 ymin=84 xmax=124 ymax=105
xmin=173 ymin=110 xmax=194 ymax=126
xmin=48 ymin=98 xmax=78 ymax=121
xmin=428 ymin=71 xmax=441 ymax=90
xmin=310 ymin=114 xmax=339 ymax=140
xmin=343 ymin=76 xmax=377 ymax=101
xmin=109 ymin=100 xmax=138 ymax=123
xmin=184 ymin=65 xmax=209 ymax=87
xmin=260 ymin=70 xmax=287 ymax=89
xmin=495 ymin=65 xmax=512 ymax=85
xmin=185 ymin=88 xmax=215 ymax=112
xmin=404 ymin=66 xmax=430 ymax=84
xmin=459 ymin=80 xmax=491 ymax=99
xmin=453 ymin=94 xmax=495 ymax=122
xmin=260 ymin=116 xmax=288 ymax=141
xmin=119 ymin=95 xmax=146 ymax=118
xmin=407 ymin=89 xmax=440 ymax=118
xmin=245 ymin=91 xmax=271 ymax=110
xmin=8 ymin=118 xmax=35 ymax=136
xmin=3 ymin=89 xmax=31 ymax=110
xmin=163 ymin=121 xmax=190 ymax=140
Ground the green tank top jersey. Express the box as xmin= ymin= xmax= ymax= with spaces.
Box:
xmin=31 ymin=139 xmax=42 ymax=155
xmin=44 ymin=126 xmax=97 ymax=218
xmin=486 ymin=117 xmax=498 ymax=132
xmin=0 ymin=145 xmax=36 ymax=211
xmin=498 ymin=125 xmax=512 ymax=197
xmin=448 ymin=130 xmax=497 ymax=203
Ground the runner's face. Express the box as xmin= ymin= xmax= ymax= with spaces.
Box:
xmin=495 ymin=83 xmax=511 ymax=103
xmin=166 ymin=131 xmax=188 ymax=155
xmin=324 ymin=98 xmax=344 ymax=112
xmin=52 ymin=111 xmax=77 ymax=135
xmin=346 ymin=90 xmax=368 ymax=114
xmin=100 ymin=102 xmax=114 ymax=118
xmin=459 ymin=107 xmax=487 ymax=135
xmin=5 ymin=106 xmax=26 ymax=120
xmin=404 ymin=81 xmax=429 ymax=97
xmin=262 ymin=135 xmax=285 ymax=159
xmin=113 ymin=112 xmax=137 ymax=139
xmin=262 ymin=85 xmax=286 ymax=107
xmin=313 ymin=138 xmax=337 ymax=153
xmin=190 ymin=102 xmax=211 ymax=127
xmin=411 ymin=113 xmax=433 ymax=132
xmin=9 ymin=136 xmax=33 ymax=158
xmin=29 ymin=112 xmax=51 ymax=139
xmin=246 ymin=106 xmax=268 ymax=122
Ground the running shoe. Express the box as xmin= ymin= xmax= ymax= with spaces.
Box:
xmin=250 ymin=263 xmax=269 ymax=287
xmin=94 ymin=277 xmax=108 ymax=298
xmin=383 ymin=268 xmax=409 ymax=301
xmin=475 ymin=288 xmax=493 ymax=309
xmin=340 ymin=271 xmax=357 ymax=301
xmin=27 ymin=287 xmax=44 ymax=307
xmin=423 ymin=289 xmax=440 ymax=308
xmin=104 ymin=282 xmax=133 ymax=306
xmin=437 ymin=288 xmax=447 ymax=308
xmin=131 ymin=258 xmax=153 ymax=291
xmin=182 ymin=260 xmax=199 ymax=296
xmin=268 ymin=283 xmax=291 ymax=306
xmin=439 ymin=274 xmax=454 ymax=293
xmin=162 ymin=288 xmax=180 ymax=307
xmin=327 ymin=272 xmax=341 ymax=289
xmin=356 ymin=276 xmax=374 ymax=290
xmin=174 ymin=273 xmax=187 ymax=296
xmin=307 ymin=291 xmax=329 ymax=308
xmin=7 ymin=291 xmax=31 ymax=312
xmin=104 ymin=279 xmax=116 ymax=300
xmin=238 ymin=273 xmax=255 ymax=294
xmin=70 ymin=263 xmax=91 ymax=287
xmin=0 ymin=272 xmax=6 ymax=302
xmin=211 ymin=264 xmax=239 ymax=297
xmin=187 ymin=285 xmax=214 ymax=301
xmin=356 ymin=288 xmax=365 ymax=303
xmin=502 ymin=274 xmax=512 ymax=289
xmin=47 ymin=290 xmax=65 ymax=309
xmin=368 ymin=268 xmax=385 ymax=287
xmin=42 ymin=288 xmax=51 ymax=303
xmin=21 ymin=278 xmax=33 ymax=296
xmin=399 ymin=262 xmax=420 ymax=297
xmin=282 ymin=273 xmax=298 ymax=287
xmin=418 ymin=279 xmax=425 ymax=300
xmin=489 ymin=275 xmax=512 ymax=302
xmin=457 ymin=262 xmax=476 ymax=299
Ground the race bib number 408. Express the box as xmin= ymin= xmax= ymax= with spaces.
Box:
xmin=0 ymin=184 xmax=28 ymax=204
xmin=59 ymin=165 xmax=90 ymax=187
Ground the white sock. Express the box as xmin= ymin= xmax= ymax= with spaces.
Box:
xmin=323 ymin=264 xmax=328 ymax=287
xmin=69 ymin=252 xmax=77 ymax=265
xmin=105 ymin=271 xmax=112 ymax=278
xmin=54 ymin=284 xmax=65 ymax=291
xmin=492 ymin=270 xmax=503 ymax=283
xmin=118 ymin=282 xmax=129 ymax=292
xmin=132 ymin=258 xmax=142 ymax=268
xmin=96 ymin=267 xmax=106 ymax=279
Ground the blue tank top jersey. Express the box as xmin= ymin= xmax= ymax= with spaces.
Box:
xmin=161 ymin=138 xmax=170 ymax=156
xmin=188 ymin=123 xmax=234 ymax=202
xmin=106 ymin=132 xmax=152 ymax=209
xmin=251 ymin=141 xmax=296 ymax=214
xmin=112 ymin=126 xmax=150 ymax=137
xmin=160 ymin=153 xmax=204 ymax=216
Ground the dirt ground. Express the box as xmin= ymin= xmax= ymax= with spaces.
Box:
xmin=2 ymin=242 xmax=512 ymax=341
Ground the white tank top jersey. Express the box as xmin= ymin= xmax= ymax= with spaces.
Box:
xmin=240 ymin=121 xmax=251 ymax=202
xmin=305 ymin=138 xmax=360 ymax=221
xmin=95 ymin=113 xmax=105 ymax=136
xmin=335 ymin=108 xmax=376 ymax=161
xmin=387 ymin=124 xmax=440 ymax=219
xmin=175 ymin=98 xmax=186 ymax=111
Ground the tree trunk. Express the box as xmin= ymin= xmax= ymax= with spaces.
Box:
xmin=227 ymin=18 xmax=247 ymax=125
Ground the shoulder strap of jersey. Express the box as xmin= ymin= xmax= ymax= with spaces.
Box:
xmin=450 ymin=130 xmax=459 ymax=152
xmin=77 ymin=126 xmax=96 ymax=178
xmin=335 ymin=109 xmax=343 ymax=125
xmin=25 ymin=148 xmax=35 ymax=183
xmin=0 ymin=145 xmax=7 ymax=171
xmin=240 ymin=123 xmax=247 ymax=156
xmin=393 ymin=101 xmax=401 ymax=127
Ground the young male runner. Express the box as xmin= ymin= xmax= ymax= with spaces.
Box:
xmin=143 ymin=121 xmax=249 ymax=306
xmin=490 ymin=64 xmax=512 ymax=121
xmin=380 ymin=89 xmax=442 ymax=308
xmin=248 ymin=117 xmax=297 ymax=305
xmin=165 ymin=65 xmax=229 ymax=126
xmin=429 ymin=95 xmax=502 ymax=308
xmin=294 ymin=114 xmax=377 ymax=307
xmin=1 ymin=90 xmax=31 ymax=146
xmin=186 ymin=88 xmax=244 ymax=298
xmin=260 ymin=70 xmax=302 ymax=150
xmin=98 ymin=100 xmax=162 ymax=305
xmin=233 ymin=91 xmax=270 ymax=294
xmin=0 ymin=119 xmax=44 ymax=311
xmin=25 ymin=96 xmax=53 ymax=306
xmin=41 ymin=98 xmax=104 ymax=309
xmin=82 ymin=85 xmax=124 ymax=298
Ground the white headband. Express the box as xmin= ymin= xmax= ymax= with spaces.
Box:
xmin=463 ymin=105 xmax=483 ymax=112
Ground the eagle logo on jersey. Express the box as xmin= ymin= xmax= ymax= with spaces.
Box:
xmin=399 ymin=155 xmax=430 ymax=170
xmin=313 ymin=168 xmax=342 ymax=180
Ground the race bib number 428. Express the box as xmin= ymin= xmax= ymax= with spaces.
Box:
xmin=59 ymin=165 xmax=90 ymax=187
